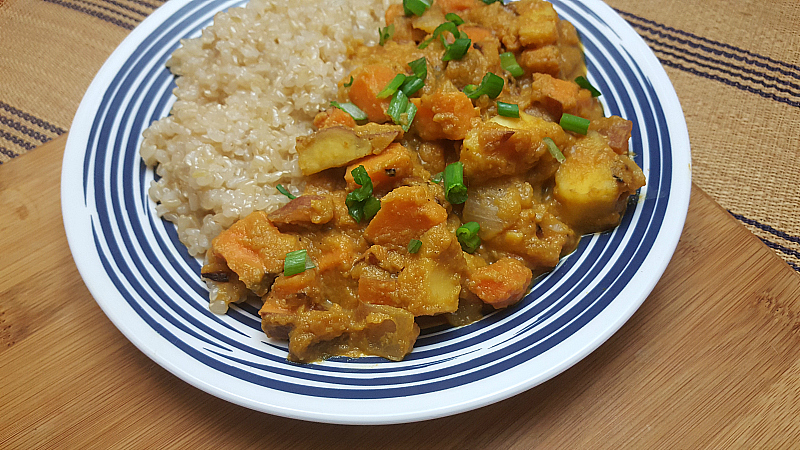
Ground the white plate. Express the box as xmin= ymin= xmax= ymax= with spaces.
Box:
xmin=61 ymin=0 xmax=691 ymax=425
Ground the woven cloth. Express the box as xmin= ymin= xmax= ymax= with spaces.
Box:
xmin=1 ymin=0 xmax=798 ymax=272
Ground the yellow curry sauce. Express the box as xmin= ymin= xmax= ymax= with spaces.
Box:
xmin=200 ymin=0 xmax=646 ymax=363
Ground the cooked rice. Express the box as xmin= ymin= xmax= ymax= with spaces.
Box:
xmin=140 ymin=0 xmax=391 ymax=256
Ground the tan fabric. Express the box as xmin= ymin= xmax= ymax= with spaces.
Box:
xmin=1 ymin=0 xmax=798 ymax=272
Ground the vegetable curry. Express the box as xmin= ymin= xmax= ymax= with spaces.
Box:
xmin=200 ymin=0 xmax=646 ymax=363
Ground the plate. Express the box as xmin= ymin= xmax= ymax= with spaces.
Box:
xmin=61 ymin=0 xmax=691 ymax=425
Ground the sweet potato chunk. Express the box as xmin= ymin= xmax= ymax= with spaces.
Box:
xmin=364 ymin=185 xmax=448 ymax=246
xmin=516 ymin=0 xmax=559 ymax=47
xmin=347 ymin=64 xmax=397 ymax=123
xmin=410 ymin=91 xmax=480 ymax=141
xmin=268 ymin=195 xmax=335 ymax=229
xmin=468 ymin=257 xmax=533 ymax=308
xmin=345 ymin=143 xmax=417 ymax=194
xmin=208 ymin=211 xmax=302 ymax=294
xmin=296 ymin=127 xmax=373 ymax=175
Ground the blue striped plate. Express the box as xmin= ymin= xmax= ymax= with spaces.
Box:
xmin=61 ymin=0 xmax=691 ymax=424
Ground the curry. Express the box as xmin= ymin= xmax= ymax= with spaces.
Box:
xmin=200 ymin=0 xmax=646 ymax=363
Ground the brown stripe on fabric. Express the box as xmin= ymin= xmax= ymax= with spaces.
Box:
xmin=616 ymin=9 xmax=800 ymax=109
xmin=41 ymin=0 xmax=136 ymax=30
xmin=0 ymin=101 xmax=66 ymax=135
xmin=95 ymin=0 xmax=150 ymax=19
xmin=0 ymin=116 xmax=53 ymax=143
xmin=66 ymin=0 xmax=143 ymax=23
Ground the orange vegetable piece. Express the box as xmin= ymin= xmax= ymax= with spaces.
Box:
xmin=437 ymin=0 xmax=482 ymax=13
xmin=410 ymin=91 xmax=479 ymax=141
xmin=468 ymin=258 xmax=533 ymax=309
xmin=364 ymin=185 xmax=448 ymax=246
xmin=347 ymin=64 xmax=397 ymax=123
xmin=313 ymin=107 xmax=356 ymax=129
xmin=344 ymin=143 xmax=415 ymax=194
xmin=460 ymin=26 xmax=494 ymax=43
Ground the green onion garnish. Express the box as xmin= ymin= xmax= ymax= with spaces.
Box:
xmin=408 ymin=57 xmax=427 ymax=81
xmin=387 ymin=89 xmax=409 ymax=123
xmin=343 ymin=76 xmax=354 ymax=88
xmin=442 ymin=38 xmax=471 ymax=61
xmin=379 ymin=24 xmax=395 ymax=46
xmin=276 ymin=184 xmax=296 ymax=199
xmin=560 ymin=113 xmax=590 ymax=135
xmin=400 ymin=76 xmax=425 ymax=96
xmin=497 ymin=102 xmax=519 ymax=118
xmin=284 ymin=249 xmax=315 ymax=276
xmin=575 ymin=76 xmax=601 ymax=97
xmin=388 ymin=89 xmax=417 ymax=131
xmin=330 ymin=101 xmax=367 ymax=121
xmin=418 ymin=37 xmax=434 ymax=49
xmin=363 ymin=196 xmax=382 ymax=220
xmin=431 ymin=172 xmax=444 ymax=184
xmin=465 ymin=72 xmax=504 ymax=99
xmin=377 ymin=74 xmax=407 ymax=99
xmin=456 ymin=222 xmax=481 ymax=253
xmin=499 ymin=52 xmax=524 ymax=77
xmin=408 ymin=239 xmax=422 ymax=253
xmin=482 ymin=0 xmax=501 ymax=3
xmin=403 ymin=0 xmax=431 ymax=17
xmin=444 ymin=161 xmax=468 ymax=204
xmin=444 ymin=12 xmax=464 ymax=25
xmin=463 ymin=84 xmax=477 ymax=96
xmin=543 ymin=137 xmax=566 ymax=163
xmin=433 ymin=21 xmax=461 ymax=40
xmin=346 ymin=165 xmax=378 ymax=222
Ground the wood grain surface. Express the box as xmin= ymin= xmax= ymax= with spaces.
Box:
xmin=1 ymin=136 xmax=799 ymax=449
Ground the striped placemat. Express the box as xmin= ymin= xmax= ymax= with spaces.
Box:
xmin=1 ymin=0 xmax=798 ymax=272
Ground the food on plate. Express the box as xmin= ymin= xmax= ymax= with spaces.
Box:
xmin=140 ymin=0 xmax=645 ymax=363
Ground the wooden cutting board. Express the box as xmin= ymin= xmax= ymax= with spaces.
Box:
xmin=1 ymin=136 xmax=799 ymax=448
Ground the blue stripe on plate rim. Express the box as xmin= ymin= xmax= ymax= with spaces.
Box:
xmin=61 ymin=0 xmax=691 ymax=424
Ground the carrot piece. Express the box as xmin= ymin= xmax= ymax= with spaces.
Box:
xmin=410 ymin=91 xmax=479 ymax=141
xmin=437 ymin=0 xmax=482 ymax=13
xmin=344 ymin=143 xmax=415 ymax=194
xmin=347 ymin=64 xmax=397 ymax=123
xmin=313 ymin=107 xmax=356 ymax=129
xmin=467 ymin=258 xmax=533 ymax=309
xmin=531 ymin=73 xmax=580 ymax=118
xmin=460 ymin=26 xmax=494 ymax=43
xmin=364 ymin=185 xmax=448 ymax=246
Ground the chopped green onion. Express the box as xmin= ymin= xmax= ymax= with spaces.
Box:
xmin=330 ymin=101 xmax=367 ymax=122
xmin=408 ymin=57 xmax=427 ymax=81
xmin=456 ymin=222 xmax=481 ymax=253
xmin=388 ymin=89 xmax=417 ymax=131
xmin=363 ymin=196 xmax=381 ymax=220
xmin=400 ymin=101 xmax=417 ymax=132
xmin=387 ymin=89 xmax=409 ymax=124
xmin=431 ymin=172 xmax=444 ymax=184
xmin=346 ymin=165 xmax=377 ymax=222
xmin=276 ymin=184 xmax=296 ymax=199
xmin=418 ymin=36 xmax=434 ymax=49
xmin=499 ymin=52 xmax=524 ymax=77
xmin=444 ymin=12 xmax=464 ymax=25
xmin=284 ymin=249 xmax=315 ymax=276
xmin=560 ymin=113 xmax=590 ymax=135
xmin=343 ymin=76 xmax=354 ymax=88
xmin=379 ymin=24 xmax=395 ymax=46
xmin=408 ymin=239 xmax=422 ymax=253
xmin=442 ymin=38 xmax=471 ymax=61
xmin=433 ymin=21 xmax=461 ymax=40
xmin=444 ymin=161 xmax=468 ymax=204
xmin=400 ymin=76 xmax=425 ymax=96
xmin=377 ymin=74 xmax=407 ymax=99
xmin=481 ymin=0 xmax=501 ymax=3
xmin=463 ymin=84 xmax=478 ymax=96
xmin=465 ymin=72 xmax=504 ymax=99
xmin=575 ymin=76 xmax=601 ymax=97
xmin=497 ymin=102 xmax=519 ymax=118
xmin=543 ymin=137 xmax=566 ymax=163
xmin=403 ymin=0 xmax=431 ymax=17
